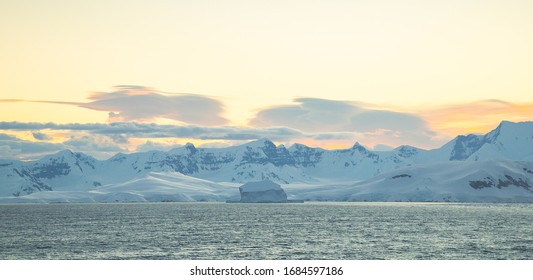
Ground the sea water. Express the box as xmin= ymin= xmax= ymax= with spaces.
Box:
xmin=1 ymin=202 xmax=532 ymax=259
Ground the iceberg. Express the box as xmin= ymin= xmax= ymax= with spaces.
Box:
xmin=238 ymin=180 xmax=288 ymax=203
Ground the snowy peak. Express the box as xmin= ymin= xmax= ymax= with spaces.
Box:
xmin=480 ymin=120 xmax=520 ymax=145
xmin=0 ymin=149 xmax=98 ymax=197
xmin=444 ymin=121 xmax=533 ymax=161
xmin=184 ymin=143 xmax=197 ymax=154
xmin=487 ymin=120 xmax=533 ymax=145
xmin=40 ymin=149 xmax=97 ymax=164
xmin=288 ymin=143 xmax=310 ymax=151
xmin=351 ymin=142 xmax=367 ymax=152
xmin=241 ymin=138 xmax=276 ymax=149
xmin=239 ymin=138 xmax=295 ymax=167
xmin=33 ymin=149 xmax=97 ymax=177
xmin=167 ymin=143 xmax=197 ymax=155
xmin=393 ymin=145 xmax=422 ymax=158
xmin=2 ymin=121 xmax=533 ymax=199
xmin=484 ymin=121 xmax=505 ymax=143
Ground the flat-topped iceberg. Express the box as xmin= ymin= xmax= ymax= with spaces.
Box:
xmin=238 ymin=180 xmax=288 ymax=203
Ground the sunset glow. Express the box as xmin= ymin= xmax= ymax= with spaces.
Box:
xmin=1 ymin=0 xmax=533 ymax=159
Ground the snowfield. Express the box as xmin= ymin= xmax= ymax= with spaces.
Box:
xmin=284 ymin=160 xmax=533 ymax=202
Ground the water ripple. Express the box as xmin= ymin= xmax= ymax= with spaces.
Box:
xmin=1 ymin=202 xmax=532 ymax=259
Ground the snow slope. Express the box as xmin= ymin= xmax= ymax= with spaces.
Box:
xmin=0 ymin=172 xmax=239 ymax=203
xmin=287 ymin=161 xmax=533 ymax=202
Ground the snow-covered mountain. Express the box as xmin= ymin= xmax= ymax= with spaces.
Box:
xmin=288 ymin=160 xmax=533 ymax=202
xmin=435 ymin=121 xmax=533 ymax=162
xmin=1 ymin=121 xmax=533 ymax=202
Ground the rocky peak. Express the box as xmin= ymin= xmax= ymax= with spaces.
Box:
xmin=351 ymin=142 xmax=367 ymax=152
xmin=184 ymin=142 xmax=197 ymax=154
xmin=447 ymin=133 xmax=484 ymax=160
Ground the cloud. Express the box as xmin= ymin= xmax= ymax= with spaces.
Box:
xmin=372 ymin=144 xmax=394 ymax=151
xmin=63 ymin=135 xmax=126 ymax=153
xmin=250 ymin=98 xmax=441 ymax=149
xmin=3 ymin=98 xmax=530 ymax=157
xmin=250 ymin=98 xmax=365 ymax=132
xmin=0 ymin=95 xmax=444 ymax=152
xmin=350 ymin=110 xmax=429 ymax=133
xmin=32 ymin=131 xmax=51 ymax=141
xmin=0 ymin=134 xmax=19 ymax=141
xmin=0 ymin=145 xmax=21 ymax=160
xmin=1 ymin=121 xmax=397 ymax=158
xmin=1 ymin=122 xmax=356 ymax=159
xmin=0 ymin=122 xmax=305 ymax=142
xmin=135 ymin=141 xmax=183 ymax=152
xmin=356 ymin=128 xmax=439 ymax=150
xmin=84 ymin=86 xmax=228 ymax=125
xmin=0 ymin=133 xmax=66 ymax=160
xmin=250 ymin=97 xmax=430 ymax=133
xmin=310 ymin=132 xmax=358 ymax=141
xmin=0 ymin=133 xmax=127 ymax=160
xmin=0 ymin=85 xmax=228 ymax=125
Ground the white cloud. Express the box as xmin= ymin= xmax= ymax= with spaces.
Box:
xmin=250 ymin=98 xmax=364 ymax=132
xmin=135 ymin=141 xmax=183 ymax=152
xmin=0 ymin=122 xmax=306 ymax=141
xmin=63 ymin=135 xmax=126 ymax=153
xmin=250 ymin=98 xmax=443 ymax=148
xmin=0 ymin=133 xmax=66 ymax=160
xmin=0 ymin=85 xmax=229 ymax=125
xmin=81 ymin=86 xmax=228 ymax=125
xmin=372 ymin=144 xmax=394 ymax=151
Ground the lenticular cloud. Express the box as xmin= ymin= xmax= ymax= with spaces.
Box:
xmin=81 ymin=86 xmax=228 ymax=125
xmin=0 ymin=85 xmax=229 ymax=126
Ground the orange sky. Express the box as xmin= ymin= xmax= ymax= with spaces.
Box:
xmin=1 ymin=1 xmax=532 ymax=158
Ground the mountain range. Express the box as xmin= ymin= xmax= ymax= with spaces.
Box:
xmin=1 ymin=121 xmax=533 ymax=202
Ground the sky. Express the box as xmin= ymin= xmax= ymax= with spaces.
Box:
xmin=1 ymin=0 xmax=532 ymax=159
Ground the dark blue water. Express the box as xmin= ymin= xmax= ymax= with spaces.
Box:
xmin=1 ymin=202 xmax=532 ymax=259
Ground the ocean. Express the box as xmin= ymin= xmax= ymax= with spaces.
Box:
xmin=1 ymin=202 xmax=532 ymax=259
